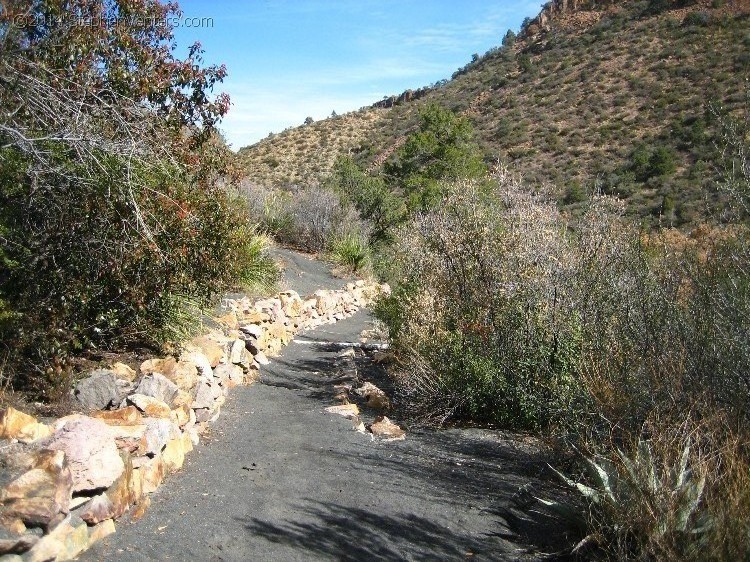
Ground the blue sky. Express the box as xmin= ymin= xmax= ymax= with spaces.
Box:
xmin=173 ymin=1 xmax=544 ymax=149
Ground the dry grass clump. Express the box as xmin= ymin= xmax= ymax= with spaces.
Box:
xmin=377 ymin=170 xmax=587 ymax=431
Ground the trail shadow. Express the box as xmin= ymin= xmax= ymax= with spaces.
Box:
xmin=240 ymin=500 xmax=513 ymax=561
xmin=259 ymin=331 xmax=364 ymax=399
xmin=237 ymin=422 xmax=578 ymax=559
xmin=260 ymin=350 xmax=357 ymax=401
xmin=249 ymin=316 xmax=580 ymax=559
xmin=321 ymin=428 xmax=578 ymax=556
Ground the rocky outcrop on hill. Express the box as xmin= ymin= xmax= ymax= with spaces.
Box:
xmin=521 ymin=0 xmax=618 ymax=36
xmin=371 ymin=86 xmax=431 ymax=109
xmin=0 ymin=279 xmax=389 ymax=561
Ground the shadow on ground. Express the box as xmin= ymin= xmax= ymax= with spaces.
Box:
xmin=241 ymin=500 xmax=494 ymax=561
xmin=257 ymin=336 xmax=581 ymax=560
xmin=240 ymin=494 xmax=577 ymax=561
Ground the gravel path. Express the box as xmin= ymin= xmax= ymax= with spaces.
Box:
xmin=80 ymin=249 xmax=569 ymax=561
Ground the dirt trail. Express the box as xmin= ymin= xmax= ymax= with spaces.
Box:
xmin=80 ymin=250 xmax=568 ymax=561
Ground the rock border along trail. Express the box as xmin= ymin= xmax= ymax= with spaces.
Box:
xmin=0 ymin=249 xmax=384 ymax=561
xmin=1 ymin=249 xmax=569 ymax=561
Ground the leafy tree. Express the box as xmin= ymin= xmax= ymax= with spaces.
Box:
xmin=649 ymin=146 xmax=678 ymax=177
xmin=630 ymin=144 xmax=677 ymax=180
xmin=631 ymin=144 xmax=653 ymax=180
xmin=1 ymin=0 xmax=229 ymax=150
xmin=385 ymin=104 xmax=486 ymax=211
xmin=517 ymin=53 xmax=533 ymax=73
xmin=327 ymin=156 xmax=406 ymax=244
xmin=502 ymin=29 xmax=516 ymax=47
xmin=0 ymin=1 xmax=268 ymax=396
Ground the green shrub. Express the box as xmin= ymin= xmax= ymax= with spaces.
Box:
xmin=0 ymin=146 xmax=281 ymax=394
xmin=0 ymin=1 xmax=272 ymax=398
xmin=564 ymin=181 xmax=588 ymax=203
xmin=683 ymin=11 xmax=711 ymax=27
xmin=326 ymin=156 xmax=406 ymax=244
xmin=385 ymin=103 xmax=487 ymax=213
xmin=649 ymin=146 xmax=678 ymax=177
xmin=231 ymin=226 xmax=280 ymax=295
xmin=630 ymin=143 xmax=678 ymax=181
xmin=376 ymin=173 xmax=588 ymax=431
xmin=328 ymin=231 xmax=370 ymax=273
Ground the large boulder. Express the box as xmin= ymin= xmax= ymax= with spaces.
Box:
xmin=189 ymin=335 xmax=225 ymax=368
xmin=324 ymin=404 xmax=360 ymax=419
xmin=80 ymin=453 xmax=135 ymax=525
xmin=110 ymin=362 xmax=137 ymax=382
xmin=22 ymin=513 xmax=89 ymax=562
xmin=138 ymin=456 xmax=165 ymax=495
xmin=72 ymin=370 xmax=122 ymax=411
xmin=369 ymin=416 xmax=406 ymax=440
xmin=213 ymin=364 xmax=244 ymax=389
xmin=313 ymin=290 xmax=337 ymax=315
xmin=0 ymin=532 xmax=38 ymax=557
xmin=0 ymin=447 xmax=72 ymax=530
xmin=239 ymin=310 xmax=270 ymax=324
xmin=139 ymin=357 xmax=176 ymax=376
xmin=179 ymin=350 xmax=213 ymax=380
xmin=141 ymin=357 xmax=200 ymax=392
xmin=280 ymin=291 xmax=303 ymax=318
xmin=354 ymin=382 xmax=391 ymax=411
xmin=239 ymin=324 xmax=263 ymax=339
xmin=40 ymin=417 xmax=124 ymax=493
xmin=191 ymin=382 xmax=215 ymax=410
xmin=229 ymin=339 xmax=249 ymax=367
xmin=165 ymin=360 xmax=200 ymax=391
xmin=91 ymin=406 xmax=142 ymax=426
xmin=162 ymin=433 xmax=194 ymax=474
xmin=0 ymin=408 xmax=51 ymax=444
xmin=141 ymin=419 xmax=180 ymax=456
xmin=125 ymin=395 xmax=171 ymax=419
xmin=214 ymin=311 xmax=239 ymax=331
xmin=133 ymin=373 xmax=179 ymax=407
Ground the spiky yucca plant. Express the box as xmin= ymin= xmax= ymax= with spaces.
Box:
xmin=540 ymin=438 xmax=710 ymax=558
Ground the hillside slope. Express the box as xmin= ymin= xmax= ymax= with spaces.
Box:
xmin=239 ymin=109 xmax=387 ymax=186
xmin=239 ymin=0 xmax=750 ymax=226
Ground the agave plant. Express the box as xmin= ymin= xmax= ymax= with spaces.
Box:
xmin=537 ymin=438 xmax=711 ymax=554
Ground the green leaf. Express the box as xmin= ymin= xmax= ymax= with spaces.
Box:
xmin=583 ymin=455 xmax=617 ymax=503
xmin=548 ymin=464 xmax=602 ymax=503
xmin=675 ymin=475 xmax=706 ymax=532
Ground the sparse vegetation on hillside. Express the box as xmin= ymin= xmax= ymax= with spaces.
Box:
xmin=240 ymin=0 xmax=749 ymax=229
xmin=383 ymin=104 xmax=487 ymax=212
xmin=238 ymin=109 xmax=386 ymax=186
xmin=242 ymin=104 xmax=488 ymax=272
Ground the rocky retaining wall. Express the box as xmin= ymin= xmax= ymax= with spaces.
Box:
xmin=0 ymin=280 xmax=389 ymax=561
